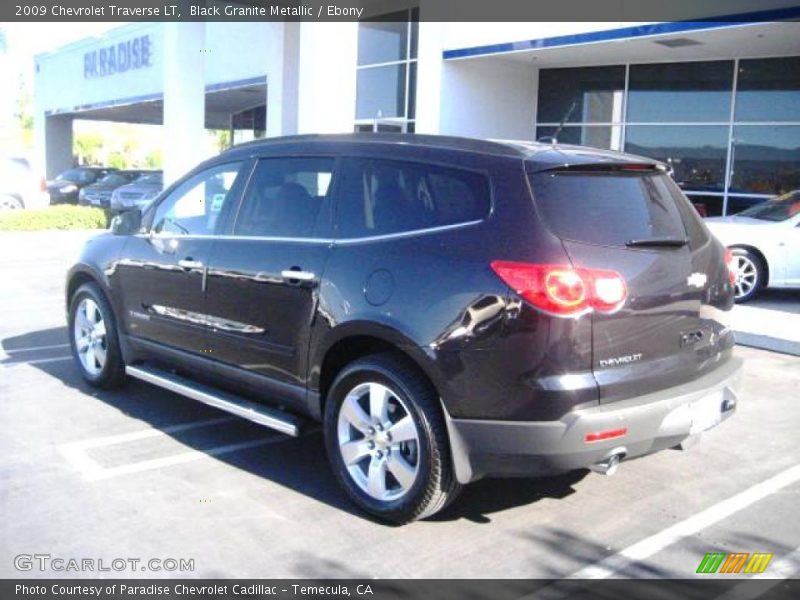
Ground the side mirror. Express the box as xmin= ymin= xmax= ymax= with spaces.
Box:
xmin=110 ymin=209 xmax=142 ymax=235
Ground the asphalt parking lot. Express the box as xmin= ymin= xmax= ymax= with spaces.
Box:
xmin=1 ymin=230 xmax=799 ymax=580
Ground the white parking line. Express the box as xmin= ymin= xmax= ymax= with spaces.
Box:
xmin=58 ymin=416 xmax=291 ymax=482
xmin=82 ymin=437 xmax=285 ymax=481
xmin=1 ymin=355 xmax=72 ymax=366
xmin=523 ymin=464 xmax=800 ymax=600
xmin=713 ymin=546 xmax=800 ymax=600
xmin=0 ymin=299 xmax=64 ymax=311
xmin=65 ymin=416 xmax=236 ymax=449
xmin=567 ymin=463 xmax=800 ymax=579
xmin=2 ymin=342 xmax=70 ymax=353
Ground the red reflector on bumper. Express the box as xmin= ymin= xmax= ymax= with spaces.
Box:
xmin=584 ymin=428 xmax=628 ymax=443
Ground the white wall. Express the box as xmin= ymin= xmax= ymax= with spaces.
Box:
xmin=205 ymin=22 xmax=272 ymax=86
xmin=438 ymin=59 xmax=537 ymax=140
xmin=295 ymin=22 xmax=358 ymax=134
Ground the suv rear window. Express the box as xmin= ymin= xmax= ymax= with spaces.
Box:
xmin=528 ymin=168 xmax=689 ymax=247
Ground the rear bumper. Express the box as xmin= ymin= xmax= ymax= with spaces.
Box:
xmin=445 ymin=355 xmax=742 ymax=483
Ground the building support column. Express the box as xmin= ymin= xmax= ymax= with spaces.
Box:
xmin=162 ymin=21 xmax=207 ymax=185
xmin=40 ymin=114 xmax=73 ymax=179
xmin=295 ymin=22 xmax=357 ymax=134
xmin=415 ymin=21 xmax=444 ymax=134
xmin=264 ymin=21 xmax=356 ymax=138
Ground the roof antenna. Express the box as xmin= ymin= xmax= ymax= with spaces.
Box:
xmin=537 ymin=98 xmax=579 ymax=146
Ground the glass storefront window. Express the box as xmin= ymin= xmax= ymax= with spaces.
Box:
xmin=407 ymin=62 xmax=417 ymax=119
xmin=726 ymin=195 xmax=770 ymax=215
xmin=627 ymin=61 xmax=733 ymax=123
xmin=356 ymin=64 xmax=406 ymax=120
xmin=730 ymin=125 xmax=800 ymax=195
xmin=625 ymin=125 xmax=728 ymax=192
xmin=536 ymin=125 xmax=622 ymax=150
xmin=356 ymin=10 xmax=417 ymax=132
xmin=735 ymin=57 xmax=800 ymax=122
xmin=231 ymin=105 xmax=266 ymax=145
xmin=684 ymin=194 xmax=724 ymax=218
xmin=537 ymin=66 xmax=625 ymax=124
xmin=357 ymin=13 xmax=409 ymax=66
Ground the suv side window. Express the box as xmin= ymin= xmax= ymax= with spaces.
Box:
xmin=151 ymin=162 xmax=243 ymax=236
xmin=234 ymin=157 xmax=335 ymax=238
xmin=335 ymin=158 xmax=491 ymax=239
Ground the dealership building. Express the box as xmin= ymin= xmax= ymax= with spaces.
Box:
xmin=34 ymin=6 xmax=800 ymax=216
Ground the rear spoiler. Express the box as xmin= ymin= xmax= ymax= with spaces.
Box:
xmin=534 ymin=162 xmax=669 ymax=175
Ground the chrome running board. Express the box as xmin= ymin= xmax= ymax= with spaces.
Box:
xmin=125 ymin=365 xmax=302 ymax=437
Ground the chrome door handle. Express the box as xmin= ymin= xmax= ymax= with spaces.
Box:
xmin=178 ymin=259 xmax=204 ymax=269
xmin=281 ymin=269 xmax=315 ymax=281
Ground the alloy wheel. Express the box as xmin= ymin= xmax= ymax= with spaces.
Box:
xmin=73 ymin=297 xmax=108 ymax=376
xmin=336 ymin=382 xmax=420 ymax=502
xmin=0 ymin=196 xmax=22 ymax=210
xmin=733 ymin=254 xmax=758 ymax=299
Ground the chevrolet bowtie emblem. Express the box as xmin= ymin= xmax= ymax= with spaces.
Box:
xmin=687 ymin=272 xmax=707 ymax=288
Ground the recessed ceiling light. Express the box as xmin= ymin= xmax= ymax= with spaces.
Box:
xmin=654 ymin=37 xmax=703 ymax=48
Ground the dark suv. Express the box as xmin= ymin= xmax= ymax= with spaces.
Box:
xmin=66 ymin=134 xmax=742 ymax=523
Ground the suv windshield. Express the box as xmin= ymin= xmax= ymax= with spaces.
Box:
xmin=528 ymin=168 xmax=689 ymax=247
xmin=737 ymin=192 xmax=800 ymax=222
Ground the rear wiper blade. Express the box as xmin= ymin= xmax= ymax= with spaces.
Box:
xmin=625 ymin=237 xmax=688 ymax=248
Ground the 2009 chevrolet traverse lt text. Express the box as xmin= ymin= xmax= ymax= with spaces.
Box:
xmin=67 ymin=134 xmax=742 ymax=523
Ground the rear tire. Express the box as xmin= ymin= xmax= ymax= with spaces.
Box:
xmin=323 ymin=353 xmax=461 ymax=524
xmin=68 ymin=282 xmax=127 ymax=389
xmin=731 ymin=248 xmax=764 ymax=303
xmin=0 ymin=195 xmax=23 ymax=210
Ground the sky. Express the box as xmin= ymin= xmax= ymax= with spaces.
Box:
xmin=1 ymin=22 xmax=123 ymax=73
xmin=0 ymin=22 xmax=221 ymax=165
xmin=0 ymin=23 xmax=136 ymax=158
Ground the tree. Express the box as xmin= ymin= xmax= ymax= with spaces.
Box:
xmin=210 ymin=129 xmax=231 ymax=154
xmin=144 ymin=149 xmax=162 ymax=169
xmin=74 ymin=132 xmax=104 ymax=165
xmin=13 ymin=74 xmax=34 ymax=149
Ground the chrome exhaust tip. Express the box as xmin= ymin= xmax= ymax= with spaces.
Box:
xmin=590 ymin=453 xmax=621 ymax=476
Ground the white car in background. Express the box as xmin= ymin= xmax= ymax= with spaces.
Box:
xmin=706 ymin=191 xmax=800 ymax=302
xmin=0 ymin=156 xmax=50 ymax=210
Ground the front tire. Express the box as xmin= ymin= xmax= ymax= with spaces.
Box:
xmin=731 ymin=248 xmax=764 ymax=302
xmin=323 ymin=353 xmax=461 ymax=524
xmin=68 ymin=282 xmax=127 ymax=389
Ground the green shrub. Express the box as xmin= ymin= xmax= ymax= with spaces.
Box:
xmin=0 ymin=205 xmax=110 ymax=231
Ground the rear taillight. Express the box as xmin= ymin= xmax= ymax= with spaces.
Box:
xmin=40 ymin=177 xmax=47 ymax=192
xmin=724 ymin=249 xmax=737 ymax=285
xmin=490 ymin=261 xmax=628 ymax=317
xmin=585 ymin=427 xmax=628 ymax=443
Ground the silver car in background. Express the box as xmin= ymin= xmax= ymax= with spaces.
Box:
xmin=109 ymin=171 xmax=164 ymax=212
xmin=0 ymin=156 xmax=49 ymax=210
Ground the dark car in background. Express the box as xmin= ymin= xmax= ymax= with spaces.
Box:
xmin=47 ymin=167 xmax=116 ymax=205
xmin=79 ymin=170 xmax=148 ymax=208
xmin=66 ymin=134 xmax=742 ymax=523
xmin=109 ymin=171 xmax=164 ymax=212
